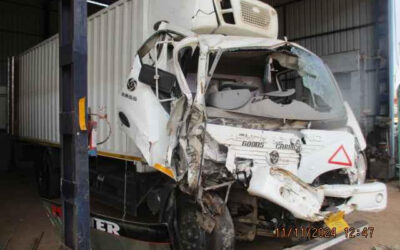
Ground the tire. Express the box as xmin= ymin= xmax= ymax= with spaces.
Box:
xmin=175 ymin=192 xmax=235 ymax=250
xmin=355 ymin=151 xmax=367 ymax=184
xmin=209 ymin=205 xmax=235 ymax=250
xmin=36 ymin=148 xmax=60 ymax=199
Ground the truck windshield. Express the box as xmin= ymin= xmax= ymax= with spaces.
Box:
xmin=205 ymin=45 xmax=346 ymax=121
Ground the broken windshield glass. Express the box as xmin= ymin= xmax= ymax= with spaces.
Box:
xmin=204 ymin=45 xmax=346 ymax=121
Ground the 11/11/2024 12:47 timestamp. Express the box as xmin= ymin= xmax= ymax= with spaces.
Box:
xmin=274 ymin=226 xmax=375 ymax=239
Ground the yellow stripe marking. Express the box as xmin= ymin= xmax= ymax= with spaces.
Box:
xmin=97 ymin=151 xmax=143 ymax=162
xmin=154 ymin=163 xmax=175 ymax=179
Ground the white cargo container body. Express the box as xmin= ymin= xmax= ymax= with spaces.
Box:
xmin=15 ymin=0 xmax=199 ymax=161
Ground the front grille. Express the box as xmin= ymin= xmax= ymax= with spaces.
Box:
xmin=240 ymin=1 xmax=271 ymax=29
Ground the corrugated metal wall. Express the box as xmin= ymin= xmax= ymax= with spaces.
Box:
xmin=264 ymin=0 xmax=385 ymax=134
xmin=266 ymin=0 xmax=376 ymax=57
xmin=0 ymin=0 xmax=58 ymax=86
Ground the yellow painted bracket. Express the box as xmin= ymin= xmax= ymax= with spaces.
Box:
xmin=78 ymin=97 xmax=87 ymax=131
xmin=324 ymin=211 xmax=349 ymax=233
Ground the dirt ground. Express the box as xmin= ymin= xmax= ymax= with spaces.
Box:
xmin=0 ymin=166 xmax=399 ymax=250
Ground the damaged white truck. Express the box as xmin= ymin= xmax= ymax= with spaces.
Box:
xmin=118 ymin=0 xmax=387 ymax=248
xmin=12 ymin=0 xmax=387 ymax=249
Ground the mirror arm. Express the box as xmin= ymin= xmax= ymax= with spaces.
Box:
xmin=154 ymin=40 xmax=175 ymax=101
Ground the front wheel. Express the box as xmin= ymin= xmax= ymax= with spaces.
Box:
xmin=355 ymin=151 xmax=367 ymax=184
xmin=175 ymin=192 xmax=235 ymax=250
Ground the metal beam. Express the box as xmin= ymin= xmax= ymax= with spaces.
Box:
xmin=388 ymin=0 xmax=396 ymax=172
xmin=59 ymin=0 xmax=90 ymax=249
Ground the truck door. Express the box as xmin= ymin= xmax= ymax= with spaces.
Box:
xmin=118 ymin=32 xmax=178 ymax=179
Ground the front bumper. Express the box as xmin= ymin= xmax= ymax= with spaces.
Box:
xmin=321 ymin=182 xmax=387 ymax=213
xmin=247 ymin=166 xmax=387 ymax=222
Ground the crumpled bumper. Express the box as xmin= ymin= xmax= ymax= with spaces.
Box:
xmin=321 ymin=182 xmax=387 ymax=213
xmin=247 ymin=166 xmax=387 ymax=222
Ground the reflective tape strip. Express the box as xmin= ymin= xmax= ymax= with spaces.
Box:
xmin=78 ymin=97 xmax=87 ymax=131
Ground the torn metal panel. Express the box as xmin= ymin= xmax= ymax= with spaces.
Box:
xmin=186 ymin=104 xmax=207 ymax=192
xmin=166 ymin=96 xmax=186 ymax=168
xmin=321 ymin=182 xmax=387 ymax=212
xmin=206 ymin=123 xmax=301 ymax=174
xmin=248 ymin=167 xmax=325 ymax=222
xmin=203 ymin=133 xmax=227 ymax=163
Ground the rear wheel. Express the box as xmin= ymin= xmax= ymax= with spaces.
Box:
xmin=36 ymin=148 xmax=60 ymax=199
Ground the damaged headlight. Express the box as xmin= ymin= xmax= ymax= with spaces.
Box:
xmin=234 ymin=158 xmax=253 ymax=187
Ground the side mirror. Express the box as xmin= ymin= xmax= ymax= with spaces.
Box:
xmin=138 ymin=64 xmax=177 ymax=94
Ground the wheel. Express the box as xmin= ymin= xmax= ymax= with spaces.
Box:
xmin=36 ymin=148 xmax=60 ymax=199
xmin=175 ymin=192 xmax=235 ymax=250
xmin=209 ymin=204 xmax=235 ymax=250
xmin=355 ymin=151 xmax=367 ymax=184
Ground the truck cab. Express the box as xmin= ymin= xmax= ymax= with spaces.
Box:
xmin=117 ymin=0 xmax=387 ymax=248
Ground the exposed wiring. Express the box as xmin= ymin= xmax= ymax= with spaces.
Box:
xmin=192 ymin=9 xmax=215 ymax=19
xmin=89 ymin=113 xmax=112 ymax=145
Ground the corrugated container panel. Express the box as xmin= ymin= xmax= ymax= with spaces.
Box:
xmin=18 ymin=36 xmax=59 ymax=143
xmin=18 ymin=0 xmax=144 ymax=158
xmin=86 ymin=0 xmax=144 ymax=156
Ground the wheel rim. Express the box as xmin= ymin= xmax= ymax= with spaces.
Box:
xmin=356 ymin=153 xmax=367 ymax=184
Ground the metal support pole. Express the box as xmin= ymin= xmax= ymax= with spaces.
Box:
xmin=59 ymin=0 xmax=90 ymax=249
xmin=388 ymin=0 xmax=396 ymax=174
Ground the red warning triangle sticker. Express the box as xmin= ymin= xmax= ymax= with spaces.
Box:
xmin=328 ymin=145 xmax=352 ymax=167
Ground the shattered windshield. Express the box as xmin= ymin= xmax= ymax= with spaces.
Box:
xmin=204 ymin=45 xmax=346 ymax=121
xmin=290 ymin=47 xmax=344 ymax=115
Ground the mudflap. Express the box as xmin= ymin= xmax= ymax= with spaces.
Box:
xmin=284 ymin=221 xmax=368 ymax=250
xmin=42 ymin=199 xmax=173 ymax=250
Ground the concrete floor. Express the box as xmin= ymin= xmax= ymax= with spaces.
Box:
xmin=0 ymin=166 xmax=399 ymax=250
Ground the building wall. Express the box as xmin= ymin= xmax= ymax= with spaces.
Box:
xmin=0 ymin=1 xmax=114 ymax=87
xmin=264 ymin=0 xmax=387 ymax=134
xmin=0 ymin=0 xmax=58 ymax=87
xmin=0 ymin=87 xmax=7 ymax=130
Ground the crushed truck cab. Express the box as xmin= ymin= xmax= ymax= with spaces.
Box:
xmin=117 ymin=0 xmax=386 ymax=248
